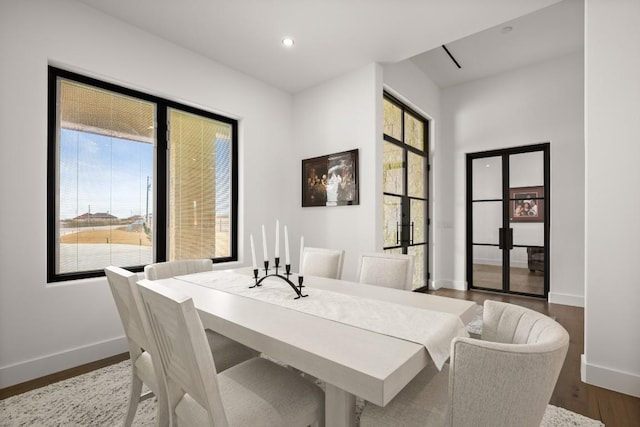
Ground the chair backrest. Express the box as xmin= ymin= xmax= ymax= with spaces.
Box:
xmin=447 ymin=300 xmax=569 ymax=427
xmin=300 ymin=247 xmax=345 ymax=279
xmin=104 ymin=266 xmax=151 ymax=355
xmin=137 ymin=279 xmax=228 ymax=427
xmin=356 ymin=252 xmax=415 ymax=290
xmin=144 ymin=259 xmax=213 ymax=280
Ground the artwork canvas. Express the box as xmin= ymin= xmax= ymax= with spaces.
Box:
xmin=302 ymin=149 xmax=359 ymax=207
xmin=510 ymin=186 xmax=544 ymax=222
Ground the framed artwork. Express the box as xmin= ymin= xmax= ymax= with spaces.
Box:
xmin=510 ymin=186 xmax=544 ymax=222
xmin=302 ymin=149 xmax=359 ymax=207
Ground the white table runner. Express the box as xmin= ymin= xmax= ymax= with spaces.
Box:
xmin=175 ymin=270 xmax=468 ymax=369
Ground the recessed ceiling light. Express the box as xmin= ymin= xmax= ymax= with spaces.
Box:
xmin=501 ymin=26 xmax=513 ymax=34
xmin=281 ymin=37 xmax=295 ymax=47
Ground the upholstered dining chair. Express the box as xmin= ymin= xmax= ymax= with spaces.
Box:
xmin=136 ymin=278 xmax=325 ymax=427
xmin=144 ymin=259 xmax=258 ymax=372
xmin=360 ymin=300 xmax=570 ymax=427
xmin=300 ymin=247 xmax=345 ymax=279
xmin=356 ymin=252 xmax=415 ymax=290
xmin=143 ymin=259 xmax=215 ymax=280
xmin=104 ymin=266 xmax=169 ymax=427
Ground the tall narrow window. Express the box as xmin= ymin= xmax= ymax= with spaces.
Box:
xmin=382 ymin=92 xmax=430 ymax=290
xmin=48 ymin=67 xmax=238 ymax=282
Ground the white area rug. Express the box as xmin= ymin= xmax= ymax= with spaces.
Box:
xmin=0 ymin=359 xmax=604 ymax=427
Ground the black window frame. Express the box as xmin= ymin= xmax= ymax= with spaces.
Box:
xmin=47 ymin=66 xmax=239 ymax=282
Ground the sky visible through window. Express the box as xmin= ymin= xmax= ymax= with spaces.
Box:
xmin=59 ymin=129 xmax=231 ymax=220
xmin=60 ymin=129 xmax=153 ymax=220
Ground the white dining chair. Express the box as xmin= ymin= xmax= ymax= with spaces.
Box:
xmin=136 ymin=279 xmax=325 ymax=427
xmin=144 ymin=259 xmax=215 ymax=280
xmin=300 ymin=247 xmax=345 ymax=279
xmin=356 ymin=252 xmax=415 ymax=290
xmin=360 ymin=300 xmax=570 ymax=427
xmin=144 ymin=259 xmax=258 ymax=372
xmin=104 ymin=266 xmax=169 ymax=427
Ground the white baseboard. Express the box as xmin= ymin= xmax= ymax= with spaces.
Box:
xmin=548 ymin=292 xmax=584 ymax=307
xmin=581 ymin=354 xmax=640 ymax=398
xmin=0 ymin=336 xmax=128 ymax=389
xmin=431 ymin=279 xmax=466 ymax=291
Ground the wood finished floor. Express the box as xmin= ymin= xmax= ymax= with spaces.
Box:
xmin=1 ymin=290 xmax=638 ymax=426
xmin=427 ymin=288 xmax=640 ymax=427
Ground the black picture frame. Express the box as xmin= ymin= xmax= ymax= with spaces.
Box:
xmin=302 ymin=149 xmax=359 ymax=207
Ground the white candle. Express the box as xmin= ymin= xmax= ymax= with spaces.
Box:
xmin=262 ymin=224 xmax=268 ymax=261
xmin=250 ymin=234 xmax=257 ymax=269
xmin=284 ymin=226 xmax=290 ymax=265
xmin=299 ymin=235 xmax=304 ymax=274
xmin=275 ymin=219 xmax=280 ymax=258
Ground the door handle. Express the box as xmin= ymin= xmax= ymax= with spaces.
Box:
xmin=499 ymin=228 xmax=504 ymax=250
xmin=507 ymin=228 xmax=514 ymax=250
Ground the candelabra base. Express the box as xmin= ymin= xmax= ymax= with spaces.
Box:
xmin=249 ymin=265 xmax=307 ymax=299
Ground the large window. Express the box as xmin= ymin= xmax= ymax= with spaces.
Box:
xmin=48 ymin=67 xmax=238 ymax=282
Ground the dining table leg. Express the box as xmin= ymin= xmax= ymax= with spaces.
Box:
xmin=325 ymin=382 xmax=356 ymax=427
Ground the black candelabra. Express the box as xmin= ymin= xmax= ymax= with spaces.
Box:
xmin=249 ymin=257 xmax=307 ymax=299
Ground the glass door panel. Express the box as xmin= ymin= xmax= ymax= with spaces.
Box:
xmin=383 ymin=98 xmax=403 ymax=141
xmin=383 ymin=141 xmax=404 ymax=194
xmin=509 ymin=151 xmax=544 ymax=188
xmin=511 ymin=222 xmax=545 ymax=296
xmin=472 ymin=156 xmax=502 ymax=200
xmin=410 ymin=199 xmax=426 ymax=244
xmin=472 ymin=245 xmax=503 ymax=290
xmin=407 ymin=152 xmax=425 ymax=198
xmin=383 ymin=195 xmax=402 ymax=248
xmin=472 ymin=202 xmax=502 ymax=244
xmin=408 ymin=245 xmax=425 ymax=289
xmin=405 ymin=112 xmax=424 ymax=151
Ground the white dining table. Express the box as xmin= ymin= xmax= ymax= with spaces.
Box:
xmin=153 ymin=268 xmax=476 ymax=427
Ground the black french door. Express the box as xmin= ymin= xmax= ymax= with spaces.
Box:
xmin=466 ymin=144 xmax=550 ymax=298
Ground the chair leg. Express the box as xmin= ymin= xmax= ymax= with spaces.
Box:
xmin=124 ymin=372 xmax=143 ymax=427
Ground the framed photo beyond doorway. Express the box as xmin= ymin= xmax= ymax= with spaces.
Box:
xmin=510 ymin=186 xmax=544 ymax=222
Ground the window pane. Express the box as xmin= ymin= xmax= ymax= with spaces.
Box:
xmin=410 ymin=199 xmax=425 ymax=244
xmin=383 ymin=195 xmax=402 ymax=247
xmin=408 ymin=245 xmax=425 ymax=289
xmin=407 ymin=151 xmax=424 ymax=198
xmin=405 ymin=112 xmax=424 ymax=151
xmin=383 ymin=141 xmax=404 ymax=194
xmin=169 ymin=109 xmax=232 ymax=260
xmin=57 ymin=79 xmax=154 ymax=275
xmin=383 ymin=98 xmax=402 ymax=140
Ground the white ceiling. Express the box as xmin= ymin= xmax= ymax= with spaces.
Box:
xmin=72 ymin=0 xmax=577 ymax=93
xmin=411 ymin=0 xmax=584 ymax=88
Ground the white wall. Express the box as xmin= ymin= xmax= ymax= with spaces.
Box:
xmin=292 ymin=64 xmax=381 ymax=281
xmin=439 ymin=53 xmax=585 ymax=306
xmin=0 ymin=0 xmax=293 ymax=387
xmin=583 ymin=0 xmax=640 ymax=398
